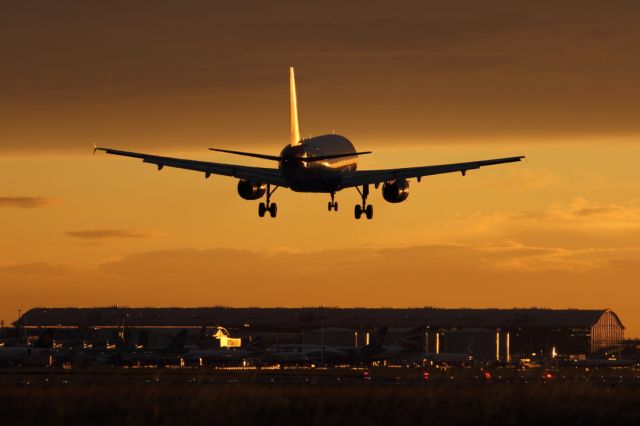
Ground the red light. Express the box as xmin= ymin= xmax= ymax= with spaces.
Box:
xmin=484 ymin=371 xmax=492 ymax=380
xmin=423 ymin=372 xmax=430 ymax=380
xmin=545 ymin=373 xmax=553 ymax=379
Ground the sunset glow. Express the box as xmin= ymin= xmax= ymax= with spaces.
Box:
xmin=2 ymin=2 xmax=640 ymax=335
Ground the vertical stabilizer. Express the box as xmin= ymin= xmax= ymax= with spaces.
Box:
xmin=290 ymin=66 xmax=301 ymax=146
xmin=165 ymin=329 xmax=188 ymax=354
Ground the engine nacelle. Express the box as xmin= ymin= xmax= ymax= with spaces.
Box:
xmin=382 ymin=179 xmax=410 ymax=203
xmin=237 ymin=180 xmax=267 ymax=200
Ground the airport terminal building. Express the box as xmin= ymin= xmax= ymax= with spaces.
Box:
xmin=11 ymin=307 xmax=625 ymax=361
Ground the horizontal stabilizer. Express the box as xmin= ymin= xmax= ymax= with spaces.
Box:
xmin=209 ymin=148 xmax=282 ymax=161
xmin=302 ymin=151 xmax=371 ymax=162
xmin=210 ymin=148 xmax=372 ymax=162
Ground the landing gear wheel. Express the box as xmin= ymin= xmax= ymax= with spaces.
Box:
xmin=269 ymin=203 xmax=278 ymax=218
xmin=354 ymin=204 xmax=363 ymax=219
xmin=258 ymin=184 xmax=279 ymax=219
xmin=354 ymin=184 xmax=373 ymax=220
xmin=328 ymin=192 xmax=339 ymax=212
xmin=365 ymin=204 xmax=373 ymax=220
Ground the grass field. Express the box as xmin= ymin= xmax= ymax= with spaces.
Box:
xmin=1 ymin=368 xmax=640 ymax=425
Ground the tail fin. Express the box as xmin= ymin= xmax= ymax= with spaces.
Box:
xmin=398 ymin=325 xmax=427 ymax=351
xmin=467 ymin=336 xmax=475 ymax=357
xmin=245 ymin=335 xmax=272 ymax=353
xmin=290 ymin=66 xmax=301 ymax=146
xmin=367 ymin=327 xmax=388 ymax=348
xmin=164 ymin=329 xmax=188 ymax=353
xmin=33 ymin=328 xmax=55 ymax=348
xmin=196 ymin=326 xmax=209 ymax=350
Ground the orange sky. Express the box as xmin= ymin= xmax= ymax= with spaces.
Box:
xmin=1 ymin=1 xmax=640 ymax=336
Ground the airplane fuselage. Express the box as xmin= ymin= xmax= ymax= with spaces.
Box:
xmin=279 ymin=134 xmax=357 ymax=192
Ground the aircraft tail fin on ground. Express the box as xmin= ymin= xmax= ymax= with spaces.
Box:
xmin=290 ymin=66 xmax=301 ymax=146
xmin=196 ymin=326 xmax=209 ymax=350
xmin=245 ymin=335 xmax=272 ymax=353
xmin=398 ymin=325 xmax=427 ymax=351
xmin=368 ymin=327 xmax=388 ymax=348
xmin=165 ymin=329 xmax=188 ymax=353
xmin=33 ymin=328 xmax=55 ymax=348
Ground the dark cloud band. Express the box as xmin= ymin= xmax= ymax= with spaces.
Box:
xmin=0 ymin=197 xmax=55 ymax=209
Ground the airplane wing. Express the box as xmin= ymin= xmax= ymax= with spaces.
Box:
xmin=95 ymin=148 xmax=290 ymax=187
xmin=339 ymin=155 xmax=525 ymax=188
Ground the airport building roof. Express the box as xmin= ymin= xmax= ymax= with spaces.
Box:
xmin=15 ymin=307 xmax=622 ymax=330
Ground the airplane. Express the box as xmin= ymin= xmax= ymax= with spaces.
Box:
xmin=258 ymin=327 xmax=390 ymax=366
xmin=0 ymin=328 xmax=55 ymax=367
xmin=97 ymin=329 xmax=189 ymax=367
xmin=182 ymin=326 xmax=260 ymax=366
xmin=347 ymin=326 xmax=428 ymax=364
xmin=95 ymin=67 xmax=525 ymax=219
xmin=422 ymin=352 xmax=474 ymax=366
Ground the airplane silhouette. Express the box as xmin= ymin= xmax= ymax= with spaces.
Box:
xmin=96 ymin=67 xmax=524 ymax=219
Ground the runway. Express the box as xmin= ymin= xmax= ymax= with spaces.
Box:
xmin=2 ymin=367 xmax=640 ymax=426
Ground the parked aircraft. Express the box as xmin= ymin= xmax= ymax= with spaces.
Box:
xmin=423 ymin=352 xmax=474 ymax=366
xmin=95 ymin=67 xmax=525 ymax=219
xmin=258 ymin=343 xmax=351 ymax=366
xmin=0 ymin=328 xmax=55 ymax=367
xmin=183 ymin=326 xmax=258 ymax=366
xmin=345 ymin=327 xmax=474 ymax=366
xmin=350 ymin=326 xmax=427 ymax=363
xmin=258 ymin=327 xmax=391 ymax=366
xmin=98 ymin=329 xmax=188 ymax=367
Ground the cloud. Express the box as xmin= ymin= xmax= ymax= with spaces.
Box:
xmin=65 ymin=229 xmax=157 ymax=241
xmin=0 ymin=197 xmax=56 ymax=209
xmin=520 ymin=198 xmax=640 ymax=230
xmin=2 ymin=242 xmax=640 ymax=333
xmin=499 ymin=168 xmax=556 ymax=191
xmin=2 ymin=1 xmax=640 ymax=153
xmin=474 ymin=242 xmax=612 ymax=273
xmin=0 ymin=262 xmax=76 ymax=278
xmin=459 ymin=199 xmax=640 ymax=236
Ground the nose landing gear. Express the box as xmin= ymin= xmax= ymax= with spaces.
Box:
xmin=354 ymin=185 xmax=373 ymax=220
xmin=259 ymin=184 xmax=278 ymax=218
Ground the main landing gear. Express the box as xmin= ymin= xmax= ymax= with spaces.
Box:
xmin=258 ymin=184 xmax=278 ymax=218
xmin=354 ymin=184 xmax=373 ymax=220
xmin=328 ymin=192 xmax=339 ymax=212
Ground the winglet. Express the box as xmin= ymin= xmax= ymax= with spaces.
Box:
xmin=93 ymin=144 xmax=108 ymax=155
xmin=290 ymin=66 xmax=301 ymax=146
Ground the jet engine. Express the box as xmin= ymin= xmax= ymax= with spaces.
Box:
xmin=382 ymin=178 xmax=410 ymax=203
xmin=237 ymin=180 xmax=267 ymax=200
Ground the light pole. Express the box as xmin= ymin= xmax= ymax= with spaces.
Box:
xmin=320 ymin=316 xmax=326 ymax=366
xmin=17 ymin=309 xmax=24 ymax=342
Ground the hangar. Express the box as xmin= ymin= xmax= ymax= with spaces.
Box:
xmin=11 ymin=307 xmax=624 ymax=360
